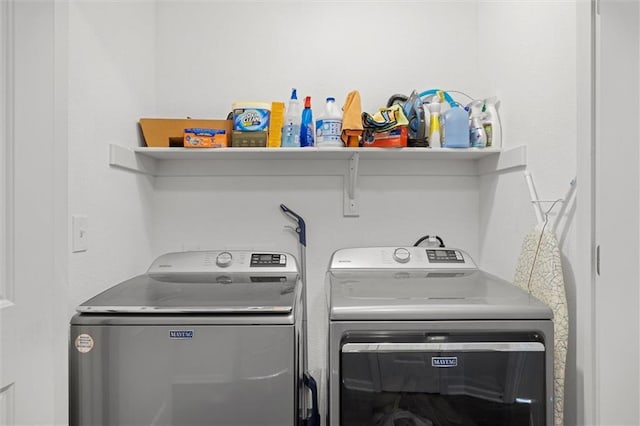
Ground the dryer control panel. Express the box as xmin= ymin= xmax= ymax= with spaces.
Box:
xmin=426 ymin=249 xmax=465 ymax=263
xmin=329 ymin=247 xmax=478 ymax=270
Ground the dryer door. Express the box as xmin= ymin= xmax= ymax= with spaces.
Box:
xmin=340 ymin=335 xmax=546 ymax=426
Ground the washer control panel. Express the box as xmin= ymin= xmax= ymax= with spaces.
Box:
xmin=426 ymin=249 xmax=465 ymax=263
xmin=251 ymin=253 xmax=287 ymax=267
xmin=148 ymin=250 xmax=296 ymax=275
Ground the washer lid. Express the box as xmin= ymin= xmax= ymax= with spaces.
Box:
xmin=328 ymin=270 xmax=552 ymax=321
xmin=77 ymin=273 xmax=299 ymax=315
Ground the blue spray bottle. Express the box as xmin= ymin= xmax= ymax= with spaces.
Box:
xmin=300 ymin=96 xmax=314 ymax=147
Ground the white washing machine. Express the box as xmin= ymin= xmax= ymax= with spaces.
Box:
xmin=70 ymin=250 xmax=311 ymax=426
xmin=327 ymin=247 xmax=554 ymax=426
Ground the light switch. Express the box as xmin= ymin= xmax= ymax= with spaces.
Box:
xmin=72 ymin=215 xmax=88 ymax=252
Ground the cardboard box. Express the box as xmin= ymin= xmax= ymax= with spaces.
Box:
xmin=139 ymin=118 xmax=233 ymax=147
xmin=183 ymin=128 xmax=228 ymax=148
xmin=232 ymin=131 xmax=268 ymax=147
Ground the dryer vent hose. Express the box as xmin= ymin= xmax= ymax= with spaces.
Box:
xmin=413 ymin=235 xmax=445 ymax=248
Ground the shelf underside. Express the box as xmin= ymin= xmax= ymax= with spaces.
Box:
xmin=109 ymin=145 xmax=526 ymax=177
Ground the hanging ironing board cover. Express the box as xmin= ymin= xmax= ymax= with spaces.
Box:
xmin=513 ymin=228 xmax=568 ymax=426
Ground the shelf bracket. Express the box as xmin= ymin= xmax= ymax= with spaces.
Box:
xmin=109 ymin=144 xmax=157 ymax=176
xmin=343 ymin=153 xmax=360 ymax=217
xmin=477 ymin=145 xmax=527 ymax=175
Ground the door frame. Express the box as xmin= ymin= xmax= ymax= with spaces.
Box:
xmin=0 ymin=0 xmax=16 ymax=422
xmin=586 ymin=0 xmax=640 ymax=424
xmin=1 ymin=1 xmax=69 ymax=424
xmin=575 ymin=0 xmax=597 ymax=425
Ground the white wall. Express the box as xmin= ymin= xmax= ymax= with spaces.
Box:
xmin=67 ymin=1 xmax=157 ymax=306
xmin=476 ymin=2 xmax=579 ymax=424
xmin=155 ymin=1 xmax=481 ymax=117
xmin=477 ymin=0 xmax=577 ymax=277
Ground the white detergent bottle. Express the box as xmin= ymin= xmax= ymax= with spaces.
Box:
xmin=469 ymin=100 xmax=487 ymax=148
xmin=282 ymin=88 xmax=301 ymax=147
xmin=483 ymin=97 xmax=502 ymax=148
xmin=316 ymin=97 xmax=344 ymax=148
xmin=428 ymin=95 xmax=441 ymax=148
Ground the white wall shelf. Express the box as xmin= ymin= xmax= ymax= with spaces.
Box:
xmin=120 ymin=146 xmax=507 ymax=161
xmin=109 ymin=144 xmax=526 ymax=216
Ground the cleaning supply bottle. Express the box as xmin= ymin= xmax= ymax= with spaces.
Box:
xmin=441 ymin=103 xmax=470 ymax=148
xmin=469 ymin=100 xmax=487 ymax=148
xmin=300 ymin=96 xmax=314 ymax=147
xmin=482 ymin=97 xmax=502 ymax=148
xmin=422 ymin=102 xmax=431 ymax=144
xmin=428 ymin=94 xmax=442 ymax=148
xmin=316 ymin=97 xmax=344 ymax=148
xmin=281 ymin=88 xmax=301 ymax=147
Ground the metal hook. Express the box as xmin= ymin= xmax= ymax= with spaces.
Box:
xmin=531 ymin=199 xmax=564 ymax=204
xmin=543 ymin=198 xmax=564 ymax=225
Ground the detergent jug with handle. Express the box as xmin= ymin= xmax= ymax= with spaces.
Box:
xmin=316 ymin=97 xmax=343 ymax=147
xmin=441 ymin=104 xmax=470 ymax=148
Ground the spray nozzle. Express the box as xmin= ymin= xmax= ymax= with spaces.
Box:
xmin=290 ymin=88 xmax=298 ymax=100
xmin=468 ymin=100 xmax=484 ymax=116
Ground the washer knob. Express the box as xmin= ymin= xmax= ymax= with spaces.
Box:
xmin=393 ymin=248 xmax=411 ymax=263
xmin=216 ymin=251 xmax=233 ymax=268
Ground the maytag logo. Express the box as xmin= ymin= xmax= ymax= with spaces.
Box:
xmin=432 ymin=356 xmax=457 ymax=367
xmin=169 ymin=330 xmax=194 ymax=339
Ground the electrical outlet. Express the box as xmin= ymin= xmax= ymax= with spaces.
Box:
xmin=72 ymin=215 xmax=88 ymax=252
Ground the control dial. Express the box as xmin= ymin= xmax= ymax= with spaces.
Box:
xmin=216 ymin=251 xmax=233 ymax=268
xmin=393 ymin=248 xmax=411 ymax=263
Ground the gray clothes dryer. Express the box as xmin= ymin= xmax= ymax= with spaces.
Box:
xmin=70 ymin=250 xmax=306 ymax=426
xmin=327 ymin=247 xmax=554 ymax=426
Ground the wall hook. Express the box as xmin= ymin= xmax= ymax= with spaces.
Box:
xmin=524 ymin=171 xmax=576 ymax=229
